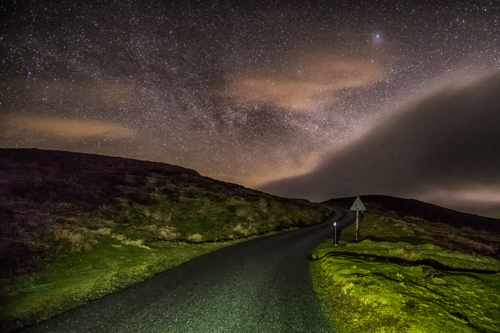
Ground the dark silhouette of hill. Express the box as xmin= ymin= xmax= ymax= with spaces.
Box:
xmin=0 ymin=148 xmax=329 ymax=278
xmin=324 ymin=195 xmax=500 ymax=233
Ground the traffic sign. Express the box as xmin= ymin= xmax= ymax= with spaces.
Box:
xmin=350 ymin=196 xmax=366 ymax=242
xmin=350 ymin=196 xmax=366 ymax=211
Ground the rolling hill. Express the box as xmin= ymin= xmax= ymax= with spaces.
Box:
xmin=0 ymin=148 xmax=330 ymax=331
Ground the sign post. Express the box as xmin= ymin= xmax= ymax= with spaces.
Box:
xmin=333 ymin=222 xmax=337 ymax=246
xmin=349 ymin=196 xmax=366 ymax=242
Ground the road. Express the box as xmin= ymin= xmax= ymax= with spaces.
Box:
xmin=21 ymin=208 xmax=355 ymax=333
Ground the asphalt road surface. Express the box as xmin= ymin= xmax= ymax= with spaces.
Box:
xmin=21 ymin=208 xmax=355 ymax=333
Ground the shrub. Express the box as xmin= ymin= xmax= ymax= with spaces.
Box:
xmin=276 ymin=217 xmax=292 ymax=231
xmin=183 ymin=187 xmax=200 ymax=198
xmin=205 ymin=191 xmax=225 ymax=202
xmin=297 ymin=219 xmax=306 ymax=228
xmin=187 ymin=233 xmax=203 ymax=242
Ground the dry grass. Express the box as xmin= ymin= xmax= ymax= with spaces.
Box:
xmin=339 ymin=202 xmax=500 ymax=260
xmin=110 ymin=234 xmax=150 ymax=249
xmin=186 ymin=233 xmax=203 ymax=242
xmin=236 ymin=204 xmax=252 ymax=217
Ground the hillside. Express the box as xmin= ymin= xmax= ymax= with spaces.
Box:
xmin=313 ymin=196 xmax=500 ymax=332
xmin=0 ymin=148 xmax=330 ymax=331
xmin=332 ymin=195 xmax=500 ymax=231
xmin=0 ymin=148 xmax=330 ymax=276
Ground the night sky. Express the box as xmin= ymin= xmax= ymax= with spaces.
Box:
xmin=1 ymin=1 xmax=499 ymax=217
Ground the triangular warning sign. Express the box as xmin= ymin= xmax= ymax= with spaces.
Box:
xmin=350 ymin=196 xmax=366 ymax=211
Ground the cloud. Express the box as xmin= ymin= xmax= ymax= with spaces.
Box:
xmin=0 ymin=114 xmax=136 ymax=140
xmin=260 ymin=72 xmax=500 ymax=217
xmin=222 ymin=54 xmax=384 ymax=111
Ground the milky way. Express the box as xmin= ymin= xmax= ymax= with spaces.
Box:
xmin=1 ymin=1 xmax=499 ymax=192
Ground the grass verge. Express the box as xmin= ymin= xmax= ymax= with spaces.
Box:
xmin=0 ymin=231 xmax=283 ymax=332
xmin=311 ymin=203 xmax=500 ymax=333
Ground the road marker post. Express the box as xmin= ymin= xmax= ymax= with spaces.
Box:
xmin=349 ymin=196 xmax=366 ymax=242
xmin=333 ymin=222 xmax=337 ymax=246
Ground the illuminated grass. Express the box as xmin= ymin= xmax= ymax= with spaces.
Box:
xmin=0 ymin=224 xmax=300 ymax=332
xmin=0 ymin=237 xmax=231 ymax=331
xmin=313 ymin=240 xmax=500 ymax=272
xmin=311 ymin=205 xmax=500 ymax=333
xmin=311 ymin=245 xmax=500 ymax=332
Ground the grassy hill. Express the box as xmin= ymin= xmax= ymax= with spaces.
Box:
xmin=325 ymin=195 xmax=500 ymax=232
xmin=313 ymin=196 xmax=500 ymax=333
xmin=0 ymin=148 xmax=330 ymax=332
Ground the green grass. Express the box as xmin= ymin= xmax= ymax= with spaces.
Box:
xmin=313 ymin=240 xmax=500 ymax=272
xmin=311 ymin=241 xmax=500 ymax=332
xmin=311 ymin=204 xmax=500 ymax=333
xmin=0 ymin=236 xmax=239 ymax=332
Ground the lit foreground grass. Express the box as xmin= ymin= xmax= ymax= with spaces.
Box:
xmin=0 ymin=235 xmax=255 ymax=332
xmin=311 ymin=239 xmax=500 ymax=332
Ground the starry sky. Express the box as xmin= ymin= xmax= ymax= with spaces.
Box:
xmin=1 ymin=1 xmax=499 ymax=217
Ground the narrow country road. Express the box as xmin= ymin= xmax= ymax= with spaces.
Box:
xmin=21 ymin=209 xmax=355 ymax=333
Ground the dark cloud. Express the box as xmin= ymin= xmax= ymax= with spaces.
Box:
xmin=260 ymin=72 xmax=500 ymax=217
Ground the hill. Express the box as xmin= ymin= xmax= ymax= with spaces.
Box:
xmin=0 ymin=148 xmax=330 ymax=277
xmin=0 ymin=148 xmax=330 ymax=331
xmin=324 ymin=195 xmax=500 ymax=233
xmin=324 ymin=195 xmax=500 ymax=259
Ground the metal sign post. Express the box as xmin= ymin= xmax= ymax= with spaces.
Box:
xmin=349 ymin=196 xmax=366 ymax=242
xmin=333 ymin=222 xmax=337 ymax=246
xmin=356 ymin=209 xmax=359 ymax=241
